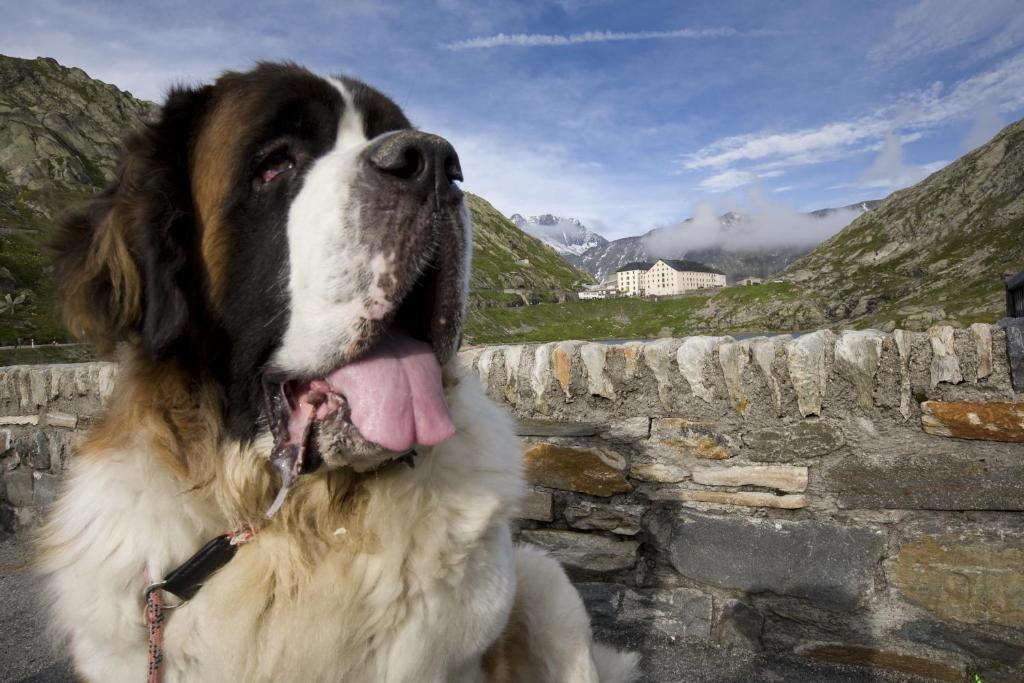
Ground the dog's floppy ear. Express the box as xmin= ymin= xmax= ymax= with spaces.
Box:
xmin=52 ymin=85 xmax=212 ymax=358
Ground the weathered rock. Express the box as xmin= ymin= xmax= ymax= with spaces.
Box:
xmin=651 ymin=510 xmax=885 ymax=608
xmin=519 ymin=530 xmax=639 ymax=574
xmin=893 ymin=329 xmax=913 ymax=420
xmin=647 ymin=418 xmax=734 ymax=460
xmin=564 ymin=501 xmax=644 ymax=535
xmin=600 ymin=417 xmax=650 ymax=443
xmin=530 ymin=343 xmax=554 ymax=410
xmin=630 ymin=463 xmax=688 ymax=483
xmin=1001 ymin=318 xmax=1024 ymax=392
xmin=520 ymin=488 xmax=553 ymax=522
xmin=502 ymin=345 xmax=524 ymax=404
xmin=717 ymin=340 xmax=752 ymax=414
xmin=928 ymin=325 xmax=963 ymax=387
xmin=477 ymin=346 xmax=501 ymax=388
xmin=642 ymin=338 xmax=680 ymax=408
xmin=3 ymin=466 xmax=33 ymax=507
xmin=676 ymin=336 xmax=732 ymax=404
xmin=715 ymin=600 xmax=764 ymax=650
xmin=785 ymin=330 xmax=833 ymax=417
xmin=45 ymin=411 xmax=78 ymax=429
xmin=691 ymin=465 xmax=808 ymax=492
xmin=888 ymin=525 xmax=1024 ymax=629
xmin=920 ymin=400 xmax=1024 ymax=442
xmin=969 ymin=323 xmax=994 ymax=380
xmin=897 ymin=619 xmax=1024 ymax=668
xmin=514 ymin=418 xmax=599 ymax=437
xmin=580 ymin=343 xmax=615 ymax=399
xmin=28 ymin=432 xmax=50 ymax=470
xmin=742 ymin=421 xmax=845 ymax=461
xmin=522 ymin=443 xmax=632 ymax=496
xmin=648 ymin=488 xmax=807 ymax=509
xmin=803 ymin=645 xmax=962 ymax=682
xmin=32 ymin=472 xmax=61 ymax=508
xmin=552 ymin=341 xmax=577 ymax=400
xmin=576 ymin=583 xmax=713 ymax=641
xmin=750 ymin=336 xmax=787 ymax=415
xmin=824 ymin=445 xmax=1024 ymax=510
xmin=0 ymin=416 xmax=39 ymax=426
xmin=610 ymin=342 xmax=644 ymax=380
xmin=834 ymin=330 xmax=885 ymax=410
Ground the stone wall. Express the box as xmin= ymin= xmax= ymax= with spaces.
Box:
xmin=1 ymin=325 xmax=1022 ymax=681
xmin=460 ymin=325 xmax=1024 ymax=683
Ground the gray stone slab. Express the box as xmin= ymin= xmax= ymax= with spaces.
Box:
xmin=577 ymin=582 xmax=712 ymax=641
xmin=823 ymin=449 xmax=1024 ymax=510
xmin=742 ymin=421 xmax=845 ymax=461
xmin=999 ymin=317 xmax=1024 ymax=392
xmin=514 ymin=418 xmax=600 ymax=437
xmin=649 ymin=510 xmax=885 ymax=609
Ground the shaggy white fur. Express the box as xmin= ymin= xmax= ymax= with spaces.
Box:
xmin=39 ymin=371 xmax=639 ymax=682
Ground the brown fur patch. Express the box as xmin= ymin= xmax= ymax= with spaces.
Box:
xmin=55 ymin=192 xmax=143 ymax=353
xmin=191 ymin=92 xmax=250 ymax=306
xmin=483 ymin=592 xmax=534 ymax=683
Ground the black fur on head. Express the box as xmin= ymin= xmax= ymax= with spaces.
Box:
xmin=52 ymin=84 xmax=213 ymax=361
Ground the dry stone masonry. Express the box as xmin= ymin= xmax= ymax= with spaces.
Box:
xmin=2 ymin=325 xmax=1023 ymax=681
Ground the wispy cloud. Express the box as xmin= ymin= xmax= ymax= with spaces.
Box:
xmin=442 ymin=27 xmax=769 ymax=50
xmin=869 ymin=0 xmax=1024 ymax=66
xmin=682 ymin=51 xmax=1024 ymax=178
xmin=697 ymin=169 xmax=783 ymax=193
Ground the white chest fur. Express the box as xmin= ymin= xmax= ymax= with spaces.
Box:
xmin=41 ymin=377 xmax=525 ymax=683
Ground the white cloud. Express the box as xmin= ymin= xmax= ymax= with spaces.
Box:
xmin=681 ymin=52 xmax=1024 ymax=176
xmin=697 ymin=169 xmax=782 ymax=193
xmin=642 ymin=186 xmax=866 ymax=254
xmin=441 ymin=26 xmax=770 ymax=50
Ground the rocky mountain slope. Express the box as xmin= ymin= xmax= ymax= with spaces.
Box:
xmin=509 ymin=213 xmax=608 ymax=259
xmin=779 ymin=118 xmax=1024 ymax=329
xmin=574 ymin=202 xmax=880 ymax=283
xmin=0 ymin=55 xmax=157 ymax=342
xmin=0 ymin=54 xmax=589 ymax=343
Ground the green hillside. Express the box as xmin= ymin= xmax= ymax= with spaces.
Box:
xmin=466 ymin=193 xmax=592 ymax=309
xmin=780 ymin=116 xmax=1024 ymax=329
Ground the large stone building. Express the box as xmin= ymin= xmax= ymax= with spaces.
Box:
xmin=615 ymin=259 xmax=727 ymax=296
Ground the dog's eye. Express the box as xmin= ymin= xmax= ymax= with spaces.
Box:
xmin=255 ymin=150 xmax=296 ymax=188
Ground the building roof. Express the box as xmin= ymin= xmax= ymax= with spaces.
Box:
xmin=656 ymin=259 xmax=726 ymax=275
xmin=615 ymin=262 xmax=654 ymax=273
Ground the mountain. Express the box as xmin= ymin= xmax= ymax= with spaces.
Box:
xmin=780 ymin=118 xmax=1024 ymax=329
xmin=509 ymin=213 xmax=608 ymax=260
xmin=468 ymin=198 xmax=593 ymax=309
xmin=0 ymin=55 xmax=157 ymax=342
xmin=0 ymin=54 xmax=590 ymax=345
xmin=574 ymin=201 xmax=880 ymax=283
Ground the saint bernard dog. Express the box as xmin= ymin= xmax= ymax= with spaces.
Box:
xmin=37 ymin=63 xmax=639 ymax=682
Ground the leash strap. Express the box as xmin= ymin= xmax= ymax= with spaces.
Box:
xmin=145 ymin=582 xmax=165 ymax=683
xmin=144 ymin=527 xmax=255 ymax=681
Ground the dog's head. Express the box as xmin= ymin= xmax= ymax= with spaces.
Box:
xmin=54 ymin=63 xmax=470 ymax=474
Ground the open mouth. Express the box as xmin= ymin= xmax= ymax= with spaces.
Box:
xmin=262 ymin=256 xmax=456 ymax=514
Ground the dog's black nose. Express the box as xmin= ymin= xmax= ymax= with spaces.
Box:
xmin=367 ymin=131 xmax=463 ymax=192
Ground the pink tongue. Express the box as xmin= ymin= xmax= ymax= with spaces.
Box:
xmin=324 ymin=332 xmax=455 ymax=453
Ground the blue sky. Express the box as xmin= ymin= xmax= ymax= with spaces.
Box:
xmin=4 ymin=0 xmax=1024 ymax=241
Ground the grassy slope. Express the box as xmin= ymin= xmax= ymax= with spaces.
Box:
xmin=464 ymin=282 xmax=804 ymax=344
xmin=782 ymin=117 xmax=1024 ymax=329
xmin=467 ymin=193 xmax=592 ymax=303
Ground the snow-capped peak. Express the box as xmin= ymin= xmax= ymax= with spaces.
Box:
xmin=509 ymin=213 xmax=609 ymax=257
